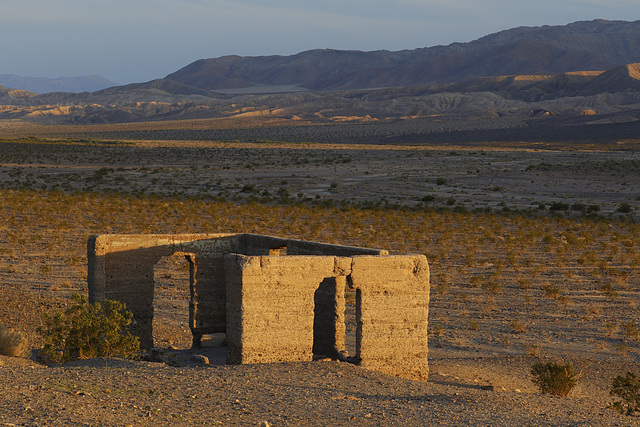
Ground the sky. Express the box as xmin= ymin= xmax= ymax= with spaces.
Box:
xmin=1 ymin=0 xmax=638 ymax=85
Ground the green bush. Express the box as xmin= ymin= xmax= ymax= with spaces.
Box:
xmin=617 ymin=202 xmax=633 ymax=214
xmin=531 ymin=361 xmax=577 ymax=396
xmin=0 ymin=323 xmax=28 ymax=357
xmin=37 ymin=293 xmax=140 ymax=363
xmin=549 ymin=202 xmax=570 ymax=212
xmin=610 ymin=372 xmax=640 ymax=415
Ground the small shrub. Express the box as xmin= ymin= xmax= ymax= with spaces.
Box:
xmin=621 ymin=321 xmax=640 ymax=342
xmin=617 ymin=202 xmax=633 ymax=214
xmin=600 ymin=283 xmax=619 ymax=300
xmin=549 ymin=202 xmax=570 ymax=212
xmin=517 ymin=278 xmax=532 ymax=290
xmin=571 ymin=203 xmax=587 ymax=213
xmin=524 ymin=343 xmax=541 ymax=358
xmin=469 ymin=276 xmax=483 ymax=287
xmin=344 ymin=290 xmax=356 ymax=305
xmin=531 ymin=361 xmax=577 ymax=396
xmin=610 ymin=372 xmax=640 ymax=415
xmin=510 ymin=320 xmax=526 ymax=334
xmin=482 ymin=279 xmax=501 ymax=294
xmin=239 ymin=184 xmax=256 ymax=193
xmin=615 ymin=342 xmax=632 ymax=355
xmin=435 ymin=280 xmax=450 ymax=295
xmin=543 ymin=283 xmax=562 ymax=299
xmin=430 ymin=323 xmax=444 ymax=337
xmin=37 ymin=293 xmax=140 ymax=363
xmin=0 ymin=323 xmax=28 ymax=357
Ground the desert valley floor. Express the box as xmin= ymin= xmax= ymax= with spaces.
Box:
xmin=0 ymin=118 xmax=639 ymax=425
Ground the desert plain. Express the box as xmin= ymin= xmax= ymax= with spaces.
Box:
xmin=0 ymin=116 xmax=639 ymax=425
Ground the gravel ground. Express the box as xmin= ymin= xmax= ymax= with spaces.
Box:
xmin=1 ymin=354 xmax=638 ymax=426
xmin=0 ymin=285 xmax=638 ymax=426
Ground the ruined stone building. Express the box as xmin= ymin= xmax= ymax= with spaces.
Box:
xmin=88 ymin=233 xmax=430 ymax=380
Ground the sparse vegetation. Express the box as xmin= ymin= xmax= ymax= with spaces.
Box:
xmin=431 ymin=323 xmax=444 ymax=337
xmin=524 ymin=343 xmax=541 ymax=357
xmin=0 ymin=323 xmax=28 ymax=357
xmin=0 ymin=137 xmax=639 ymax=423
xmin=509 ymin=320 xmax=526 ymax=334
xmin=610 ymin=372 xmax=640 ymax=415
xmin=531 ymin=360 xmax=578 ymax=396
xmin=617 ymin=202 xmax=633 ymax=214
xmin=37 ymin=293 xmax=140 ymax=363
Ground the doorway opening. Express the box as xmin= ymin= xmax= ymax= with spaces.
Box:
xmin=312 ymin=276 xmax=360 ymax=362
xmin=152 ymin=253 xmax=195 ymax=349
xmin=344 ymin=287 xmax=359 ymax=362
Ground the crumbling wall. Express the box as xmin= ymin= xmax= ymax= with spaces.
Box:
xmin=350 ymin=255 xmax=430 ymax=381
xmin=224 ymin=254 xmax=340 ymax=364
xmin=88 ymin=233 xmax=429 ymax=380
xmin=224 ymin=253 xmax=430 ymax=380
xmin=88 ymin=233 xmax=241 ymax=348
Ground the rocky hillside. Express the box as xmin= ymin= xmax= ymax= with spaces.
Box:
xmin=1 ymin=61 xmax=640 ymax=127
xmin=166 ymin=19 xmax=640 ymax=92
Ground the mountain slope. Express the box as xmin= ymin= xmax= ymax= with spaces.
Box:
xmin=165 ymin=50 xmax=400 ymax=91
xmin=94 ymin=79 xmax=218 ymax=97
xmin=0 ymin=85 xmax=38 ymax=100
xmin=581 ymin=63 xmax=640 ymax=94
xmin=166 ymin=20 xmax=640 ymax=92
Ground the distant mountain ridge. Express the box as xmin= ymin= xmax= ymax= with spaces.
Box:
xmin=0 ymin=74 xmax=117 ymax=94
xmin=166 ymin=19 xmax=640 ymax=92
xmin=2 ymin=20 xmax=640 ymax=127
xmin=2 ymin=62 xmax=640 ymax=125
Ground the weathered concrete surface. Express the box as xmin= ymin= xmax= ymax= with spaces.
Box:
xmin=88 ymin=233 xmax=429 ymax=380
xmin=88 ymin=234 xmax=240 ymax=348
xmin=224 ymin=254 xmax=337 ymax=364
xmin=350 ymin=255 xmax=430 ymax=381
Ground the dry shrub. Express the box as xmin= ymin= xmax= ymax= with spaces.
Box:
xmin=610 ymin=372 xmax=640 ymax=416
xmin=531 ymin=360 xmax=577 ymax=396
xmin=524 ymin=342 xmax=541 ymax=357
xmin=510 ymin=320 xmax=526 ymax=334
xmin=0 ymin=323 xmax=28 ymax=358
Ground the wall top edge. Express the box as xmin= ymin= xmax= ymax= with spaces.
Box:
xmin=88 ymin=233 xmax=390 ymax=256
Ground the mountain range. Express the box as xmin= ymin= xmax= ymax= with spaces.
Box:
xmin=166 ymin=19 xmax=640 ymax=92
xmin=1 ymin=19 xmax=640 ymax=128
xmin=0 ymin=74 xmax=117 ymax=94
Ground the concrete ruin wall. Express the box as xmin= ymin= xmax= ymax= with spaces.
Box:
xmin=88 ymin=233 xmax=242 ymax=348
xmin=87 ymin=233 xmax=430 ymax=380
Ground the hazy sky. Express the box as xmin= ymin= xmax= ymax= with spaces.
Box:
xmin=1 ymin=0 xmax=637 ymax=84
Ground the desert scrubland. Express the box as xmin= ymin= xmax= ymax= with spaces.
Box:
xmin=0 ymin=119 xmax=639 ymax=425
